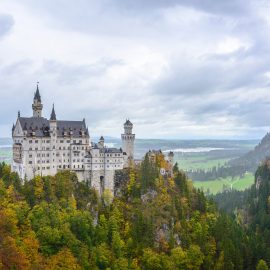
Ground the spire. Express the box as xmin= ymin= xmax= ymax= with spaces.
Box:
xmin=34 ymin=82 xmax=41 ymax=102
xmin=50 ymin=104 xmax=56 ymax=121
xmin=18 ymin=111 xmax=20 ymax=118
xmin=124 ymin=119 xmax=133 ymax=126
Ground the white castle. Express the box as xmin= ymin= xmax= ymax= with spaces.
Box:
xmin=12 ymin=85 xmax=135 ymax=195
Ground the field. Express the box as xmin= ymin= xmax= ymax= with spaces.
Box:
xmin=176 ymin=155 xmax=232 ymax=170
xmin=192 ymin=172 xmax=254 ymax=194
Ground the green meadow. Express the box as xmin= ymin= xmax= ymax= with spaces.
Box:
xmin=176 ymin=155 xmax=231 ymax=170
xmin=192 ymin=173 xmax=254 ymax=195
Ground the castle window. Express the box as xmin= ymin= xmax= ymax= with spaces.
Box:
xmin=67 ymin=140 xmax=70 ymax=143
xmin=29 ymin=147 xmax=32 ymax=150
xmin=60 ymin=140 xmax=63 ymax=143
xmin=35 ymin=148 xmax=38 ymax=150
xmin=35 ymin=140 xmax=38 ymax=143
xmin=29 ymin=161 xmax=32 ymax=164
xmin=73 ymin=140 xmax=76 ymax=144
xmin=46 ymin=140 xmax=50 ymax=143
xmin=29 ymin=154 xmax=32 ymax=158
xmin=29 ymin=140 xmax=32 ymax=143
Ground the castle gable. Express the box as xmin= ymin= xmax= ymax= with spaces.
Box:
xmin=13 ymin=118 xmax=24 ymax=137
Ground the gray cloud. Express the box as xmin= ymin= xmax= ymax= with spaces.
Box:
xmin=1 ymin=0 xmax=270 ymax=139
xmin=0 ymin=14 xmax=14 ymax=38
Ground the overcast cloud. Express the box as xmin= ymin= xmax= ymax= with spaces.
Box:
xmin=0 ymin=0 xmax=270 ymax=139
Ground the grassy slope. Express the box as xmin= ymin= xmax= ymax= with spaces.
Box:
xmin=192 ymin=173 xmax=254 ymax=194
xmin=176 ymin=156 xmax=231 ymax=170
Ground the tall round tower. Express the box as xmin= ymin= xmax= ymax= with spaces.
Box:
xmin=121 ymin=119 xmax=135 ymax=167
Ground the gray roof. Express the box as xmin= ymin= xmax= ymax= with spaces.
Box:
xmin=101 ymin=148 xmax=122 ymax=153
xmin=50 ymin=104 xmax=56 ymax=120
xmin=18 ymin=117 xmax=89 ymax=138
xmin=34 ymin=85 xmax=41 ymax=102
xmin=124 ymin=119 xmax=133 ymax=126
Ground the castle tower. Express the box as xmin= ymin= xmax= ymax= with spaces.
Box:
xmin=49 ymin=104 xmax=57 ymax=175
xmin=168 ymin=151 xmax=174 ymax=175
xmin=168 ymin=151 xmax=174 ymax=165
xmin=121 ymin=119 xmax=135 ymax=167
xmin=98 ymin=136 xmax=105 ymax=148
xmin=32 ymin=83 xmax=43 ymax=117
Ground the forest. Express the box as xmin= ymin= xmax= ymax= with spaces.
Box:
xmin=0 ymin=152 xmax=269 ymax=269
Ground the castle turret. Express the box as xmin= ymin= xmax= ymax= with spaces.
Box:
xmin=168 ymin=151 xmax=174 ymax=175
xmin=98 ymin=136 xmax=105 ymax=148
xmin=121 ymin=119 xmax=135 ymax=167
xmin=49 ymin=104 xmax=57 ymax=175
xmin=168 ymin=151 xmax=174 ymax=165
xmin=32 ymin=83 xmax=43 ymax=117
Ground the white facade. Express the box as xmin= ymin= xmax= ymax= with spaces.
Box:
xmin=12 ymin=86 xmax=134 ymax=195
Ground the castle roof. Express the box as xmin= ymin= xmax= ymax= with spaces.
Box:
xmin=50 ymin=104 xmax=56 ymax=121
xmin=101 ymin=148 xmax=122 ymax=153
xmin=17 ymin=116 xmax=89 ymax=138
xmin=34 ymin=84 xmax=41 ymax=102
xmin=124 ymin=119 xmax=133 ymax=126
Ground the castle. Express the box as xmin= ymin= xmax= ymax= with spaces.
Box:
xmin=12 ymin=85 xmax=135 ymax=195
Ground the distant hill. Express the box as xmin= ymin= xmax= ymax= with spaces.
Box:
xmin=230 ymin=132 xmax=270 ymax=172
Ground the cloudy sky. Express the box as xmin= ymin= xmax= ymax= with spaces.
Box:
xmin=1 ymin=0 xmax=270 ymax=139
